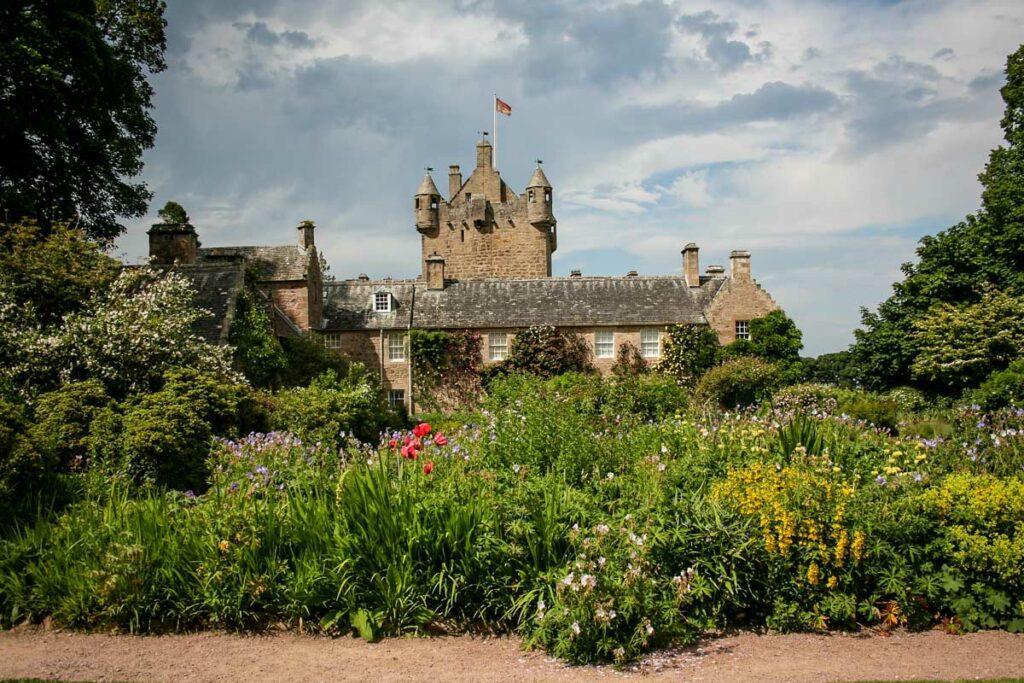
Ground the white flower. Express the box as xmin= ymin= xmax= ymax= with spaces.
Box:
xmin=512 ymin=463 xmax=521 ymax=473
xmin=580 ymin=574 xmax=596 ymax=589
xmin=595 ymin=524 xmax=610 ymax=535
xmin=605 ymin=472 xmax=614 ymax=480
xmin=657 ymin=463 xmax=666 ymax=472
xmin=562 ymin=572 xmax=575 ymax=587
xmin=597 ymin=556 xmax=606 ymax=568
xmin=646 ymin=623 xmax=654 ymax=636
xmin=570 ymin=621 xmax=581 ymax=637
xmin=661 ymin=445 xmax=668 ymax=454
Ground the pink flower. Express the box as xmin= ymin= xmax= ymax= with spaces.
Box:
xmin=434 ymin=433 xmax=448 ymax=447
xmin=423 ymin=460 xmax=434 ymax=475
xmin=400 ymin=445 xmax=411 ymax=459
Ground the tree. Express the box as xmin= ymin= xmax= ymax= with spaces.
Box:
xmin=910 ymin=287 xmax=1024 ymax=392
xmin=0 ymin=0 xmax=168 ymax=241
xmin=851 ymin=44 xmax=1024 ymax=390
xmin=658 ymin=323 xmax=720 ymax=386
xmin=748 ymin=310 xmax=803 ymax=364
xmin=156 ymin=200 xmax=189 ymax=225
xmin=0 ymin=221 xmax=120 ymax=325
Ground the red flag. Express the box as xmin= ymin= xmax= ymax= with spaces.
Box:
xmin=495 ymin=97 xmax=512 ymax=116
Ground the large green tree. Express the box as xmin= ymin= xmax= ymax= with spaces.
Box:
xmin=0 ymin=0 xmax=167 ymax=242
xmin=852 ymin=44 xmax=1024 ymax=390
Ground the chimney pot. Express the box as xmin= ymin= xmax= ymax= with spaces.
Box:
xmin=448 ymin=165 xmax=462 ymax=201
xmin=426 ymin=254 xmax=446 ymax=290
xmin=626 ymin=270 xmax=638 ymax=277
xmin=297 ymin=220 xmax=316 ymax=249
xmin=729 ymin=250 xmax=752 ymax=282
xmin=570 ymin=269 xmax=582 ymax=278
xmin=682 ymin=243 xmax=700 ymax=287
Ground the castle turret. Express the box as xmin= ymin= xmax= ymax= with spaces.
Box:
xmin=415 ymin=171 xmax=441 ymax=234
xmin=525 ymin=163 xmax=554 ymax=228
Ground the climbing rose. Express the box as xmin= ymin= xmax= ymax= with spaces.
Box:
xmin=423 ymin=461 xmax=434 ymax=475
xmin=434 ymin=433 xmax=448 ymax=447
xmin=413 ymin=422 xmax=432 ymax=438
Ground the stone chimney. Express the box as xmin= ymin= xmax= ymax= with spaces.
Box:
xmin=570 ymin=269 xmax=582 ymax=278
xmin=297 ymin=220 xmax=315 ymax=249
xmin=448 ymin=165 xmax=462 ymax=200
xmin=148 ymin=221 xmax=199 ymax=265
xmin=730 ymin=250 xmax=752 ymax=282
xmin=705 ymin=265 xmax=725 ymax=278
xmin=682 ymin=243 xmax=700 ymax=287
xmin=476 ymin=139 xmax=493 ymax=169
xmin=426 ymin=254 xmax=445 ymax=290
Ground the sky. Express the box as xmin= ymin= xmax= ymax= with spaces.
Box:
xmin=114 ymin=0 xmax=1024 ymax=356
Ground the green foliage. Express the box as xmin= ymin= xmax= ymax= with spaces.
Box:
xmin=611 ymin=341 xmax=648 ymax=377
xmin=693 ymin=357 xmax=780 ymax=409
xmin=230 ymin=288 xmax=287 ymax=389
xmin=27 ymin=380 xmax=113 ymax=472
xmin=852 ymin=45 xmax=1024 ymax=391
xmin=911 ymin=287 xmax=1024 ymax=392
xmin=270 ymin=369 xmax=391 ymax=446
xmin=505 ymin=326 xmax=594 ymax=379
xmin=658 ymin=324 xmax=720 ymax=386
xmin=156 ymin=201 xmax=189 ymax=225
xmin=966 ymin=360 xmax=1024 ymax=411
xmin=410 ymin=329 xmax=483 ymax=410
xmin=802 ymin=351 xmax=859 ymax=388
xmin=56 ymin=265 xmax=240 ymax=397
xmin=0 ymin=395 xmax=44 ymax=518
xmin=0 ymin=0 xmax=168 ymax=240
xmin=749 ymin=311 xmax=803 ymax=364
xmin=0 ymin=222 xmax=121 ymax=325
xmin=279 ymin=335 xmax=350 ymax=388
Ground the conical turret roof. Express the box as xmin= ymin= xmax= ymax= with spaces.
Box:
xmin=416 ymin=172 xmax=440 ymax=196
xmin=526 ymin=165 xmax=551 ymax=188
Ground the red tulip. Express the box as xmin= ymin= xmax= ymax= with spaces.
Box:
xmin=423 ymin=461 xmax=434 ymax=475
xmin=413 ymin=422 xmax=432 ymax=438
xmin=400 ymin=445 xmax=410 ymax=459
xmin=434 ymin=433 xmax=448 ymax=447
xmin=389 ymin=438 xmax=398 ymax=449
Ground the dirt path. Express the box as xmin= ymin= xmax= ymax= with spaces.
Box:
xmin=1 ymin=627 xmax=1023 ymax=682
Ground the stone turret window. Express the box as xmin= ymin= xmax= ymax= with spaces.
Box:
xmin=735 ymin=320 xmax=750 ymax=341
xmin=430 ymin=198 xmax=438 ymax=209
xmin=415 ymin=198 xmax=420 ymax=210
xmin=528 ymin=189 xmax=535 ymax=203
xmin=545 ymin=190 xmax=551 ymax=202
xmin=374 ymin=291 xmax=391 ymax=312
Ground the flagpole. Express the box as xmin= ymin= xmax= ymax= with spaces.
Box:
xmin=492 ymin=93 xmax=498 ymax=170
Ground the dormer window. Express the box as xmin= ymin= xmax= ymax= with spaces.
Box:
xmin=374 ymin=291 xmax=391 ymax=312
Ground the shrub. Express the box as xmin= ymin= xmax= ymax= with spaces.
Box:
xmin=840 ymin=392 xmax=900 ymax=433
xmin=506 ymin=326 xmax=594 ymax=378
xmin=658 ymin=324 xmax=719 ymax=386
xmin=603 ymin=373 xmax=688 ymax=423
xmin=279 ymin=335 xmax=351 ymax=388
xmin=693 ymin=357 xmax=780 ymax=409
xmin=772 ymin=383 xmax=840 ymax=415
xmin=230 ymin=287 xmax=287 ymax=388
xmin=270 ymin=368 xmax=391 ymax=446
xmin=611 ymin=341 xmax=648 ymax=378
xmin=28 ymin=380 xmax=113 ymax=472
xmin=0 ymin=395 xmax=44 ymax=515
xmin=966 ymin=360 xmax=1024 ymax=411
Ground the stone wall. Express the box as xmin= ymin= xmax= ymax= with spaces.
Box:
xmin=265 ymin=282 xmax=311 ymax=331
xmin=704 ymin=278 xmax=778 ymax=344
xmin=421 ymin=198 xmax=552 ymax=280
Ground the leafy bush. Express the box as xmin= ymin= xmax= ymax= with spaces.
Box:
xmin=658 ymin=323 xmax=719 ymax=386
xmin=270 ymin=368 xmax=392 ymax=446
xmin=279 ymin=335 xmax=351 ymax=388
xmin=693 ymin=357 xmax=780 ymax=409
xmin=967 ymin=360 xmax=1024 ymax=411
xmin=230 ymin=287 xmax=287 ymax=388
xmin=0 ymin=395 xmax=44 ymax=516
xmin=28 ymin=380 xmax=113 ymax=472
xmin=506 ymin=326 xmax=594 ymax=378
xmin=611 ymin=341 xmax=648 ymax=377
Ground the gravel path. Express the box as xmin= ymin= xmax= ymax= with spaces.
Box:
xmin=2 ymin=627 xmax=1023 ymax=682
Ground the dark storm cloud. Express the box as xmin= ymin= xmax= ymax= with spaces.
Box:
xmin=236 ymin=21 xmax=316 ymax=49
xmin=676 ymin=9 xmax=771 ymax=71
xmin=969 ymin=69 xmax=1004 ymax=93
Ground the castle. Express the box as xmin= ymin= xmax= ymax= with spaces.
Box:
xmin=148 ymin=137 xmax=778 ymax=411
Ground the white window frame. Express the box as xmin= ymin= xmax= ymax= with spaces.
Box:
xmin=322 ymin=333 xmax=343 ymax=351
xmin=374 ymin=291 xmax=392 ymax=313
xmin=640 ymin=329 xmax=661 ymax=358
xmin=388 ymin=389 xmax=405 ymax=408
xmin=594 ymin=330 xmax=615 ymax=358
xmin=387 ymin=333 xmax=406 ymax=362
xmin=488 ymin=332 xmax=508 ymax=361
xmin=735 ymin=320 xmax=750 ymax=341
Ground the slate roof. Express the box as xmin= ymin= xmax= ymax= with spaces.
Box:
xmin=170 ymin=261 xmax=246 ymax=345
xmin=322 ymin=276 xmax=725 ymax=331
xmin=199 ymin=245 xmax=311 ymax=281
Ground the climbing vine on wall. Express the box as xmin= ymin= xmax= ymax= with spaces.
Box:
xmin=410 ymin=329 xmax=483 ymax=410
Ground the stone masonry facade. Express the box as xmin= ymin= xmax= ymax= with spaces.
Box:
xmin=152 ymin=137 xmax=779 ymax=413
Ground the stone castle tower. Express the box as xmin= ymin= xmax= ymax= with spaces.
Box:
xmin=415 ymin=137 xmax=556 ymax=281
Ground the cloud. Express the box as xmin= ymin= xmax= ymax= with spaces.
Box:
xmin=676 ymin=9 xmax=772 ymax=71
xmin=115 ymin=0 xmax=1024 ymax=356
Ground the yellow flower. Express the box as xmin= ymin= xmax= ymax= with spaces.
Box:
xmin=218 ymin=539 xmax=230 ymax=553
xmin=851 ymin=530 xmax=866 ymax=562
xmin=827 ymin=576 xmax=838 ymax=589
xmin=807 ymin=562 xmax=821 ymax=586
